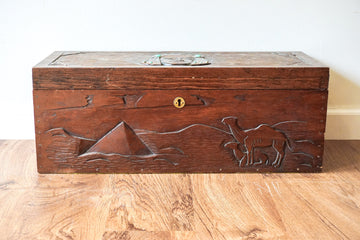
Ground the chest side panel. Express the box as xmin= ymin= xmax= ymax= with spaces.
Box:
xmin=34 ymin=89 xmax=327 ymax=173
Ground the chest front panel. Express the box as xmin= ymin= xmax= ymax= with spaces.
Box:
xmin=34 ymin=89 xmax=327 ymax=173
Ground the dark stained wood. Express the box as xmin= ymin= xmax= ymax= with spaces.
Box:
xmin=33 ymin=52 xmax=329 ymax=90
xmin=33 ymin=51 xmax=329 ymax=173
xmin=34 ymin=89 xmax=327 ymax=173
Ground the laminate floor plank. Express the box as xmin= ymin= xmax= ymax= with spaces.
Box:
xmin=0 ymin=140 xmax=359 ymax=239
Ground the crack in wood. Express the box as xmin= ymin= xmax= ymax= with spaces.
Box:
xmin=50 ymin=95 xmax=94 ymax=111
xmin=49 ymin=52 xmax=87 ymax=66
xmin=191 ymin=94 xmax=215 ymax=106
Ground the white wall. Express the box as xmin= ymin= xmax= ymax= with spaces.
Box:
xmin=0 ymin=0 xmax=359 ymax=139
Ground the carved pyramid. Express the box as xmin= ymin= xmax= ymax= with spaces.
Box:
xmin=86 ymin=121 xmax=152 ymax=155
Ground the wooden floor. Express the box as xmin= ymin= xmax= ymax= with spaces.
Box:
xmin=0 ymin=140 xmax=359 ymax=240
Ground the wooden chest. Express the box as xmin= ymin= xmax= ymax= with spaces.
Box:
xmin=33 ymin=52 xmax=329 ymax=173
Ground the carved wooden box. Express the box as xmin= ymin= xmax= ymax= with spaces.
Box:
xmin=33 ymin=52 xmax=329 ymax=173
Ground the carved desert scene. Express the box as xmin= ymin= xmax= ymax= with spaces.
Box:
xmin=34 ymin=89 xmax=326 ymax=173
xmin=43 ymin=117 xmax=320 ymax=173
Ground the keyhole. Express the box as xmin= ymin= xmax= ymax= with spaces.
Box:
xmin=173 ymin=97 xmax=185 ymax=108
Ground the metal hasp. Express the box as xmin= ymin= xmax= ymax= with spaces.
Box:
xmin=144 ymin=54 xmax=211 ymax=66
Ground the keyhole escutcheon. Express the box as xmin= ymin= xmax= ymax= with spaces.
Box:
xmin=173 ymin=97 xmax=185 ymax=108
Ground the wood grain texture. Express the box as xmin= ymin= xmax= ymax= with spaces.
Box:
xmin=33 ymin=51 xmax=329 ymax=173
xmin=33 ymin=67 xmax=329 ymax=91
xmin=0 ymin=140 xmax=359 ymax=239
xmin=32 ymin=52 xmax=329 ymax=90
xmin=34 ymin=89 xmax=327 ymax=173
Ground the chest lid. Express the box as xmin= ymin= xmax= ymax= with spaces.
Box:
xmin=33 ymin=51 xmax=328 ymax=90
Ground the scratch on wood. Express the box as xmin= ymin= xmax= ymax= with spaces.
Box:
xmin=234 ymin=95 xmax=246 ymax=101
xmin=49 ymin=52 xmax=86 ymax=66
xmin=50 ymin=95 xmax=93 ymax=111
xmin=0 ymin=180 xmax=16 ymax=189
xmin=253 ymin=182 xmax=265 ymax=195
xmin=154 ymin=158 xmax=179 ymax=166
xmin=265 ymin=182 xmax=274 ymax=198
xmin=295 ymin=139 xmax=315 ymax=144
xmin=271 ymin=182 xmax=281 ymax=195
xmin=191 ymin=94 xmax=214 ymax=106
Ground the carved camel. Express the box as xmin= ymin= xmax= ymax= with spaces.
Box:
xmin=222 ymin=117 xmax=290 ymax=168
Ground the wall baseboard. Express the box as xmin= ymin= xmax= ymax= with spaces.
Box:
xmin=325 ymin=108 xmax=360 ymax=140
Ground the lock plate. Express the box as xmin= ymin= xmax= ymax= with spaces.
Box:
xmin=173 ymin=97 xmax=185 ymax=108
